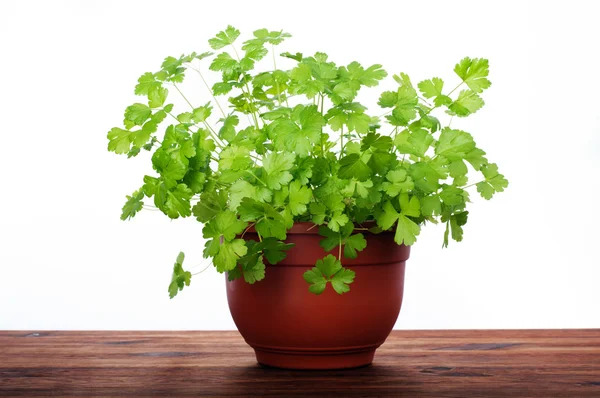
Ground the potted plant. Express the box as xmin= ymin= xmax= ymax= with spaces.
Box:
xmin=107 ymin=26 xmax=508 ymax=369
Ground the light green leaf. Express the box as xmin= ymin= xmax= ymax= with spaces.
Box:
xmin=382 ymin=169 xmax=414 ymax=197
xmin=124 ymin=103 xmax=152 ymax=126
xmin=435 ymin=128 xmax=476 ymax=160
xmin=376 ymin=200 xmax=399 ymax=230
xmin=454 ymin=57 xmax=491 ymax=93
xmin=263 ymin=152 xmax=295 ymax=190
xmin=148 ymin=87 xmax=168 ymax=108
xmin=168 ymin=251 xmax=191 ymax=299
xmin=331 ymin=268 xmax=355 ymax=294
xmin=288 ymin=180 xmax=312 ymax=215
xmin=328 ymin=212 xmax=349 ymax=232
xmin=344 ymin=233 xmax=366 ymax=259
xmin=394 ymin=214 xmax=420 ymax=245
xmin=399 ymin=193 xmax=421 ymax=217
xmin=417 ymin=77 xmax=444 ymax=98
xmin=208 ymin=25 xmax=241 ymax=50
xmin=121 ymin=189 xmax=144 ymax=220
xmin=338 ymin=153 xmax=372 ymax=181
xmin=214 ymin=239 xmax=248 ymax=272
xmin=447 ymin=90 xmax=484 ymax=117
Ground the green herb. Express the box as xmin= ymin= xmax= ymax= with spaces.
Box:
xmin=107 ymin=27 xmax=507 ymax=298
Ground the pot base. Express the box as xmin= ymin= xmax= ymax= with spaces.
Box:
xmin=253 ymin=346 xmax=378 ymax=370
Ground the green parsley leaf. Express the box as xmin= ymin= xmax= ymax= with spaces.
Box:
xmin=124 ymin=103 xmax=152 ymax=126
xmin=435 ymin=128 xmax=476 ymax=160
xmin=281 ymin=51 xmax=302 ymax=61
xmin=399 ymin=193 xmax=421 ymax=217
xmin=330 ymin=268 xmax=356 ymax=294
xmin=260 ymin=238 xmax=294 ymax=264
xmin=344 ymin=233 xmax=367 ymax=259
xmin=328 ymin=211 xmax=349 ymax=232
xmin=394 ymin=128 xmax=434 ymax=158
xmin=382 ymin=169 xmax=414 ymax=197
xmin=288 ymin=180 xmax=312 ymax=216
xmin=395 ymin=214 xmax=421 ymax=246
xmin=208 ymin=25 xmax=241 ymax=50
xmin=135 ymin=72 xmax=161 ymax=95
xmin=421 ymin=195 xmax=442 ymax=217
xmin=454 ymin=57 xmax=491 ymax=93
xmin=193 ymin=103 xmax=212 ymax=122
xmin=148 ymin=87 xmax=168 ymax=108
xmin=447 ymin=90 xmax=484 ymax=117
xmin=121 ymin=189 xmax=144 ymax=220
xmin=338 ymin=153 xmax=372 ymax=181
xmin=230 ymin=180 xmax=272 ymax=211
xmin=209 ymin=52 xmax=239 ymax=74
xmin=443 ymin=211 xmax=469 ymax=247
xmin=219 ymin=114 xmax=239 ymax=141
xmin=303 ymin=254 xmax=355 ymax=295
xmin=219 ymin=145 xmax=253 ymax=171
xmin=168 ymin=252 xmax=191 ymax=299
xmin=214 ymin=239 xmax=248 ymax=272
xmin=262 ymin=152 xmax=295 ymax=190
xmin=417 ymin=77 xmax=444 ymax=98
xmin=477 ymin=163 xmax=508 ymax=199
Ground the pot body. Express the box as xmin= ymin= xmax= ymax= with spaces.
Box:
xmin=226 ymin=222 xmax=409 ymax=369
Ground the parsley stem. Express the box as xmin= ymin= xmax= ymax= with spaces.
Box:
xmin=319 ymin=94 xmax=324 ymax=115
xmin=339 ymin=125 xmax=344 ymax=160
xmin=230 ymin=43 xmax=262 ymax=130
xmin=173 ymin=84 xmax=194 ymax=109
xmin=165 ymin=110 xmax=225 ymax=149
xmin=338 ymin=235 xmax=342 ymax=262
xmin=272 ymin=44 xmax=283 ymax=107
xmin=418 ymin=96 xmax=432 ymax=106
xmin=448 ymin=81 xmax=463 ymax=96
xmin=190 ymin=66 xmax=226 ymax=118
xmin=241 ymin=223 xmax=256 ymax=239
xmin=246 ymin=170 xmax=267 ymax=187
xmin=461 ymin=180 xmax=484 ymax=189
xmin=378 ymin=109 xmax=392 ymax=118
xmin=192 ymin=261 xmax=212 ymax=276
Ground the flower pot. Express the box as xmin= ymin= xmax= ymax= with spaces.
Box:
xmin=226 ymin=222 xmax=410 ymax=370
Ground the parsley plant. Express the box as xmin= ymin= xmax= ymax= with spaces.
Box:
xmin=107 ymin=26 xmax=508 ymax=298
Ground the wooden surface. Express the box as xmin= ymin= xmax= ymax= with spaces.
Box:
xmin=1 ymin=330 xmax=599 ymax=397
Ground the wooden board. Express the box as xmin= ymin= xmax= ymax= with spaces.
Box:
xmin=1 ymin=330 xmax=599 ymax=397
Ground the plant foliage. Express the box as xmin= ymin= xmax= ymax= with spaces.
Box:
xmin=107 ymin=27 xmax=507 ymax=297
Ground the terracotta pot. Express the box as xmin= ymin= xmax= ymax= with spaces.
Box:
xmin=226 ymin=222 xmax=410 ymax=370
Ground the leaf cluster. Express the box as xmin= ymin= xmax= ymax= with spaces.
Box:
xmin=107 ymin=26 xmax=507 ymax=297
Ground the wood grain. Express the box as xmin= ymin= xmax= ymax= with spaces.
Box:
xmin=1 ymin=330 xmax=599 ymax=397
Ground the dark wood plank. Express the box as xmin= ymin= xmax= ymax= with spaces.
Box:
xmin=1 ymin=330 xmax=599 ymax=397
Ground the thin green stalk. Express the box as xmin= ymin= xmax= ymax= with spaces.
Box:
xmin=246 ymin=170 xmax=268 ymax=187
xmin=191 ymin=66 xmax=226 ymax=118
xmin=462 ymin=180 xmax=484 ymax=189
xmin=173 ymin=84 xmax=194 ymax=109
xmin=272 ymin=44 xmax=283 ymax=106
xmin=229 ymin=44 xmax=262 ymax=130
xmin=192 ymin=262 xmax=212 ymax=276
xmin=170 ymin=85 xmax=227 ymax=148
xmin=447 ymin=81 xmax=463 ymax=96
xmin=319 ymin=93 xmax=324 ymax=115
xmin=339 ymin=125 xmax=344 ymax=160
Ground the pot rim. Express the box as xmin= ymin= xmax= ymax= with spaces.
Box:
xmin=243 ymin=221 xmax=393 ymax=236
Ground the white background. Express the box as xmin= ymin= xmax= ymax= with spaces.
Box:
xmin=1 ymin=0 xmax=598 ymax=330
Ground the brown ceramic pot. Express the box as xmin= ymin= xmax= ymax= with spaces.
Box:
xmin=226 ymin=222 xmax=410 ymax=370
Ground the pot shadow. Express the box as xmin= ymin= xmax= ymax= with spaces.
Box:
xmin=210 ymin=363 xmax=424 ymax=397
